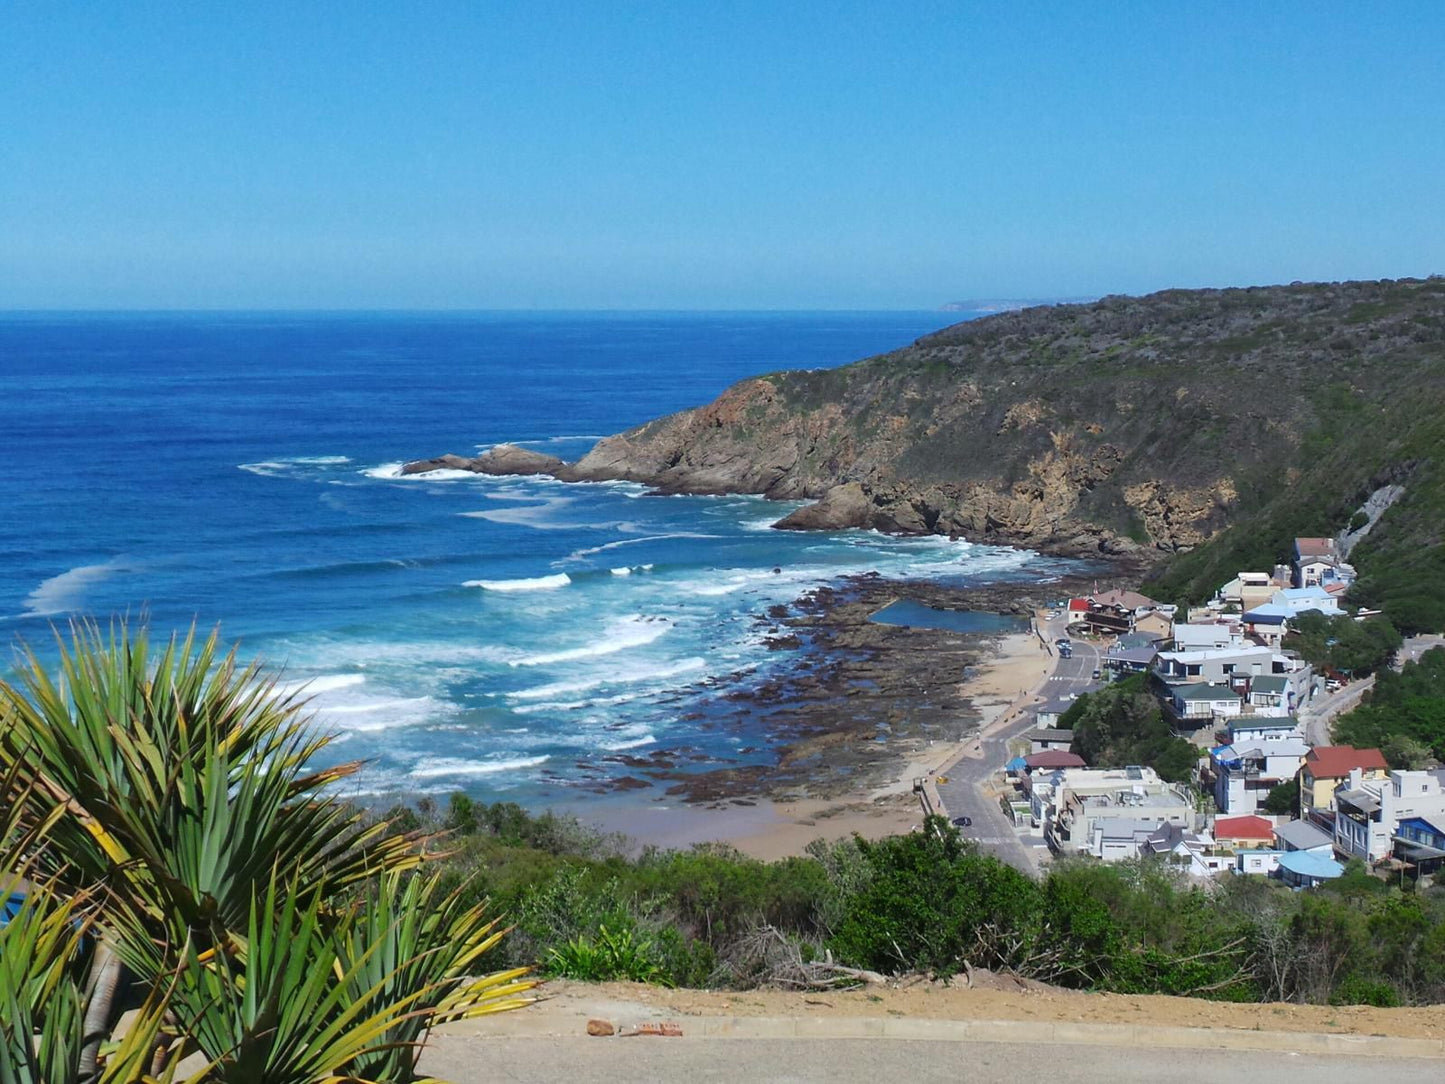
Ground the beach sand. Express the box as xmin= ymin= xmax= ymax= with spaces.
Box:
xmin=722 ymin=625 xmax=1053 ymax=861
xmin=571 ymin=617 xmax=1056 ymax=861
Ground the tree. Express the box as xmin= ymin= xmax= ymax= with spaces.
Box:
xmin=1262 ymin=778 xmax=1300 ymax=816
xmin=0 ymin=621 xmax=534 ymax=1082
xmin=1066 ymin=675 xmax=1197 ymax=782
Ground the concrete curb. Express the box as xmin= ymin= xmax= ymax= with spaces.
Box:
xmin=449 ymin=1014 xmax=1445 ymax=1059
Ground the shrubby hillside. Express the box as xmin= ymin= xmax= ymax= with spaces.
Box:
xmin=467 ymin=277 xmax=1445 ymax=631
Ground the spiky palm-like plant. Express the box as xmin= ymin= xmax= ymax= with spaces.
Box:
xmin=0 ymin=621 xmax=535 ymax=1083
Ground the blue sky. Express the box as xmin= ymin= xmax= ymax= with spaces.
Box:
xmin=2 ymin=4 xmax=1443 ymax=309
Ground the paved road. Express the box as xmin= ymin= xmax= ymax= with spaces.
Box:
xmin=1300 ymin=633 xmax=1445 ymax=746
xmin=420 ymin=1035 xmax=1443 ymax=1084
xmin=933 ymin=612 xmax=1102 ymax=873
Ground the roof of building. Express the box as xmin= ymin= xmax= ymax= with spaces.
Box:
xmin=1249 ymin=675 xmax=1290 ymax=695
xmin=1277 ymin=850 xmax=1344 ymax=879
xmin=1096 ymin=817 xmax=1169 ymax=841
xmin=1337 ymin=788 xmax=1382 ymax=814
xmin=1398 ymin=815 xmax=1445 ymax=836
xmin=1068 ymin=597 xmax=1091 ymax=609
xmin=1305 ymin=745 xmax=1389 ymax=778
xmin=1294 ymin=537 xmax=1336 ymax=559
xmin=1115 ymin=632 xmax=1166 ymax=650
xmin=1277 ymin=586 xmax=1336 ymax=603
xmin=1160 ymin=645 xmax=1275 ymax=663
xmin=1144 ymin=822 xmax=1203 ymax=853
xmin=1231 ymin=715 xmax=1301 ymax=732
xmin=1027 ymin=728 xmax=1075 ymax=742
xmin=1214 ymin=815 xmax=1275 ymax=840
xmin=1091 ymin=588 xmax=1159 ymax=611
xmin=1274 ymin=820 xmax=1334 ymax=850
xmin=1025 ymin=749 xmax=1087 ymax=770
xmin=1171 ymin=682 xmax=1243 ymax=703
xmin=1108 ymin=646 xmax=1160 ymax=665
xmin=1243 ymin=608 xmax=1290 ymax=625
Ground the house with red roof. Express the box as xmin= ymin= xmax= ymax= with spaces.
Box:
xmin=1212 ymin=814 xmax=1276 ymax=849
xmin=1300 ymin=745 xmax=1388 ymax=815
xmin=1022 ymin=748 xmax=1087 ymax=773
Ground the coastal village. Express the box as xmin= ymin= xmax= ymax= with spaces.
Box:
xmin=956 ymin=535 xmax=1445 ymax=889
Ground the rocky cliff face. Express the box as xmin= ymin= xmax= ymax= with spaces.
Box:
xmin=408 ymin=278 xmax=1445 ymax=573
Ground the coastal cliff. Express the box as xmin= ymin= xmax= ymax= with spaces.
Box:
xmin=412 ymin=278 xmax=1445 ymax=622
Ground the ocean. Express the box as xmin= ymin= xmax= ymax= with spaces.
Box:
xmin=0 ymin=311 xmax=1066 ymax=809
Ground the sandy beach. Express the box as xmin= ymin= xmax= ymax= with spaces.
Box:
xmin=716 ymin=625 xmax=1054 ymax=861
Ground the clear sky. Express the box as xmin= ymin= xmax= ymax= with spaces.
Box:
xmin=2 ymin=3 xmax=1443 ymax=309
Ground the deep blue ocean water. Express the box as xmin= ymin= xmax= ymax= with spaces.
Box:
xmin=0 ymin=312 xmax=1069 ymax=807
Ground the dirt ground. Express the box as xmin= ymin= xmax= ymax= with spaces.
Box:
xmin=483 ymin=978 xmax=1445 ymax=1041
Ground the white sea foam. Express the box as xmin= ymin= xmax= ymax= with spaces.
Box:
xmin=238 ymin=461 xmax=288 ymax=477
xmin=240 ymin=455 xmax=352 ymax=477
xmin=312 ymin=695 xmax=452 ymax=732
xmin=363 ymin=462 xmax=477 ymax=481
xmin=24 ymin=558 xmax=128 ymax=616
xmin=509 ymin=691 xmax=645 ymax=715
xmin=602 ymin=733 xmax=657 ymax=751
xmin=465 ymin=572 xmax=572 ymax=592
xmin=566 ymin=533 xmax=718 ymax=560
xmin=279 ymin=673 xmax=367 ymax=696
xmin=610 ymin=567 xmax=631 ymax=576
xmin=409 ymin=755 xmax=549 ymax=779
xmin=510 ymin=614 xmax=671 ymax=667
xmin=509 ymin=434 xmax=608 ymax=446
xmin=508 ymin=656 xmax=705 ymax=701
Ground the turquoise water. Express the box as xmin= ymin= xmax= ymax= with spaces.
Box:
xmin=0 ymin=312 xmax=1073 ymax=805
xmin=869 ymin=599 xmax=1027 ymax=635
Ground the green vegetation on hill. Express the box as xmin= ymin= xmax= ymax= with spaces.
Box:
xmin=1062 ymin=674 xmax=1199 ymax=783
xmin=406 ymin=799 xmax=1445 ymax=1007
xmin=1335 ymin=647 xmax=1445 ymax=761
xmin=1284 ymin=611 xmax=1402 ymax=677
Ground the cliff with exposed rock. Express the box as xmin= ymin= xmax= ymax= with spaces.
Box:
xmin=409 ymin=278 xmax=1445 ymax=628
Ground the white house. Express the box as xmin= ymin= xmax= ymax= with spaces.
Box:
xmin=1333 ymin=768 xmax=1445 ymax=863
xmin=1245 ymin=674 xmax=1293 ymax=716
xmin=1212 ymin=718 xmax=1309 ymax=815
xmin=1270 ymin=586 xmax=1342 ymax=617
xmin=1156 ymin=645 xmax=1278 ymax=684
xmin=1169 ymin=682 xmax=1244 ymax=722
xmin=1171 ymin=622 xmax=1245 ymax=653
xmin=1237 ymin=850 xmax=1284 ymax=875
xmin=1029 ymin=767 xmax=1196 ymax=856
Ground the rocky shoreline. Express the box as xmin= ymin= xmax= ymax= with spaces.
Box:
xmin=400 ymin=444 xmax=1153 ymax=561
xmin=576 ymin=569 xmax=1134 ymax=807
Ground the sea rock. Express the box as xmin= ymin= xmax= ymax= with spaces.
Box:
xmin=400 ymin=453 xmax=475 ymax=476
xmin=400 ymin=444 xmax=564 ymax=478
xmin=471 ymin=444 xmax=565 ymax=476
xmin=772 ymin=482 xmax=872 ymax=531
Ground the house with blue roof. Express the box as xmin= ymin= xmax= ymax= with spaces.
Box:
xmin=1394 ymin=815 xmax=1445 ymax=876
xmin=1276 ymin=849 xmax=1344 ymax=888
